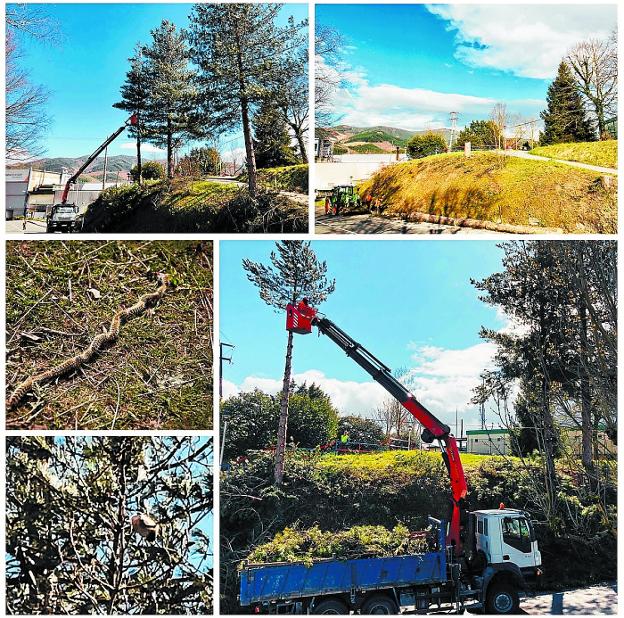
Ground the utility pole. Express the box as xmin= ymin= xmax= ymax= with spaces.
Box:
xmin=219 ymin=342 xmax=235 ymax=466
xmin=102 ymin=146 xmax=108 ymax=191
xmin=480 ymin=378 xmax=486 ymax=430
xmin=449 ymin=111 xmax=458 ymax=151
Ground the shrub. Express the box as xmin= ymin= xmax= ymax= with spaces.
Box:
xmin=130 ymin=160 xmax=165 ymax=181
xmin=406 ymin=132 xmax=448 ymax=159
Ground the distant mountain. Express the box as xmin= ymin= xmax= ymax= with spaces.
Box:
xmin=326 ymin=125 xmax=453 ymax=154
xmin=332 ymin=125 xmax=416 ymax=142
xmin=27 ymin=154 xmax=138 ymax=174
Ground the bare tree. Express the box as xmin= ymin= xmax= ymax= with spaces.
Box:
xmin=567 ymin=33 xmax=618 ymax=138
xmin=5 ymin=6 xmax=57 ymax=161
xmin=315 ymin=25 xmax=345 ymax=129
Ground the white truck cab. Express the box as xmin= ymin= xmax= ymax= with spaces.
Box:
xmin=473 ymin=508 xmax=541 ymax=571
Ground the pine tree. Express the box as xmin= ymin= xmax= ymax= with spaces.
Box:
xmin=540 ymin=61 xmax=595 ymax=145
xmin=187 ymin=4 xmax=306 ymax=196
xmin=242 ymin=241 xmax=335 ymax=483
xmin=114 ymin=46 xmax=149 ymax=184
xmin=142 ymin=20 xmax=199 ymax=178
xmin=253 ymin=101 xmax=298 ymax=169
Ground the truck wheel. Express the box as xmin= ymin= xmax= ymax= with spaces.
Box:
xmin=361 ymin=595 xmax=399 ymax=614
xmin=311 ymin=598 xmax=349 ymax=614
xmin=485 ymin=584 xmax=519 ymax=614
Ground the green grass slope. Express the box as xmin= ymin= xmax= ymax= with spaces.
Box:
xmin=6 ymin=241 xmax=213 ymax=430
xmin=253 ymin=164 xmax=308 ymax=193
xmin=82 ymin=179 xmax=307 ymax=233
xmin=530 ymin=140 xmax=617 ymax=169
xmin=360 ymin=151 xmax=616 ymax=233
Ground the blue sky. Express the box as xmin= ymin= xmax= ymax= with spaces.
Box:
xmin=10 ymin=3 xmax=308 ymax=159
xmin=220 ymin=240 xmax=508 ymax=430
xmin=316 ymin=4 xmax=616 ymax=131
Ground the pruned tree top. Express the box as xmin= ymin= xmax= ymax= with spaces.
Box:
xmin=243 ymin=241 xmax=335 ymax=312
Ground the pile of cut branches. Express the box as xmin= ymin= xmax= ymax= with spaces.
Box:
xmin=245 ymin=524 xmax=429 ymax=567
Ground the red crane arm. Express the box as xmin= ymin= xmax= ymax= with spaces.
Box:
xmin=286 ymin=304 xmax=468 ymax=550
xmin=60 ymin=114 xmax=137 ymax=204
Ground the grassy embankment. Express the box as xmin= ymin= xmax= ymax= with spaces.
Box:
xmin=6 ymin=241 xmax=213 ymax=430
xmin=359 ymin=151 xmax=617 ymax=233
xmin=530 ymin=140 xmax=617 ymax=169
xmin=246 ymin=164 xmax=308 ymax=194
xmin=220 ymin=449 xmax=616 ymax=612
xmin=82 ymin=177 xmax=307 ymax=233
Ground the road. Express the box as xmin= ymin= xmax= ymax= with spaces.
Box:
xmin=6 ymin=219 xmax=48 ymax=234
xmin=500 ymin=150 xmax=618 ymax=175
xmin=315 ymin=210 xmax=510 ymax=236
xmin=520 ymin=582 xmax=617 ymax=615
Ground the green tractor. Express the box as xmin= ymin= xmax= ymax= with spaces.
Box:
xmin=324 ymin=185 xmax=362 ymax=216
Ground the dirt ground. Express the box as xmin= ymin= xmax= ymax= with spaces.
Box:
xmin=6 ymin=240 xmax=213 ymax=430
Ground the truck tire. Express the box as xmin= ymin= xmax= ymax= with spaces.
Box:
xmin=485 ymin=584 xmax=519 ymax=614
xmin=361 ymin=595 xmax=399 ymax=614
xmin=311 ymin=598 xmax=349 ymax=614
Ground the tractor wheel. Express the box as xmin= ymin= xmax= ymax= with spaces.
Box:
xmin=361 ymin=594 xmax=399 ymax=614
xmin=311 ymin=598 xmax=349 ymax=614
xmin=325 ymin=197 xmax=332 ymax=215
xmin=485 ymin=584 xmax=519 ymax=614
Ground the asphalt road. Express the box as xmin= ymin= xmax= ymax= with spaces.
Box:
xmin=520 ymin=582 xmax=617 ymax=615
xmin=315 ymin=212 xmax=509 ymax=236
xmin=6 ymin=219 xmax=48 ymax=234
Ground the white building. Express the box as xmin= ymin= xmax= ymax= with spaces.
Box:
xmin=5 ymin=168 xmax=68 ymax=219
xmin=466 ymin=429 xmax=511 ymax=455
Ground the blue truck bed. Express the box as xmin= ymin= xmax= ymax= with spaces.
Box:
xmin=240 ymin=524 xmax=447 ymax=607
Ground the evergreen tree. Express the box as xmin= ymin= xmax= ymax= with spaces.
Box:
xmin=457 ymin=120 xmax=501 ymax=149
xmin=242 ymin=241 xmax=335 ymax=483
xmin=114 ymin=46 xmax=149 ymax=184
xmin=142 ymin=20 xmax=199 ymax=178
xmin=253 ymin=100 xmax=298 ymax=169
xmin=6 ymin=436 xmax=213 ymax=614
xmin=540 ymin=62 xmax=595 ymax=145
xmin=187 ymin=4 xmax=307 ymax=196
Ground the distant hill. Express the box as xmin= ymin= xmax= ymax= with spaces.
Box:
xmin=326 ymin=125 xmax=453 ymax=154
xmin=26 ymin=154 xmax=138 ymax=174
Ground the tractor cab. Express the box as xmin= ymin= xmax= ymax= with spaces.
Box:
xmin=286 ymin=302 xmax=316 ymax=335
xmin=324 ymin=184 xmax=362 ymax=216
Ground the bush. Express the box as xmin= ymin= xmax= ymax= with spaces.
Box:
xmin=338 ymin=416 xmax=384 ymax=444
xmin=332 ymin=144 xmax=348 ymax=155
xmin=406 ymin=132 xmax=448 ymax=159
xmin=130 ymin=160 xmax=165 ymax=181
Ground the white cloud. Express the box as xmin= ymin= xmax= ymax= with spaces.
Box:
xmin=238 ymin=369 xmax=388 ymax=417
xmin=119 ymin=142 xmax=165 ymax=154
xmin=228 ymin=340 xmax=502 ymax=429
xmin=426 ymin=4 xmax=615 ymax=79
xmin=317 ymin=56 xmax=536 ymax=131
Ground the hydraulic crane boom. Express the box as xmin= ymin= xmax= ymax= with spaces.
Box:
xmin=286 ymin=303 xmax=468 ymax=551
xmin=60 ymin=114 xmax=137 ymax=204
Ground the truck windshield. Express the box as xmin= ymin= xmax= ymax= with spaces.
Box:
xmin=502 ymin=517 xmax=531 ymax=553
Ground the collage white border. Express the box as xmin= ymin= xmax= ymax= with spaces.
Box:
xmin=1 ymin=0 xmax=622 ymax=615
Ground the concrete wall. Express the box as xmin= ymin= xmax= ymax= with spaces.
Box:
xmin=316 ymin=155 xmax=407 ymax=191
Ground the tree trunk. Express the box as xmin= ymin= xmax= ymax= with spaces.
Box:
xmin=295 ymin=128 xmax=308 ymax=164
xmin=577 ymin=261 xmax=594 ymax=475
xmin=234 ymin=31 xmax=257 ymax=198
xmin=241 ymin=96 xmax=258 ymax=197
xmin=166 ymin=117 xmax=173 ymax=179
xmin=136 ymin=115 xmax=142 ymax=185
xmin=275 ymin=329 xmax=294 ymax=484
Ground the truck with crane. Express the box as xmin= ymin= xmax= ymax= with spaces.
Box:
xmin=238 ymin=302 xmax=542 ymax=614
xmin=46 ymin=114 xmax=137 ymax=233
